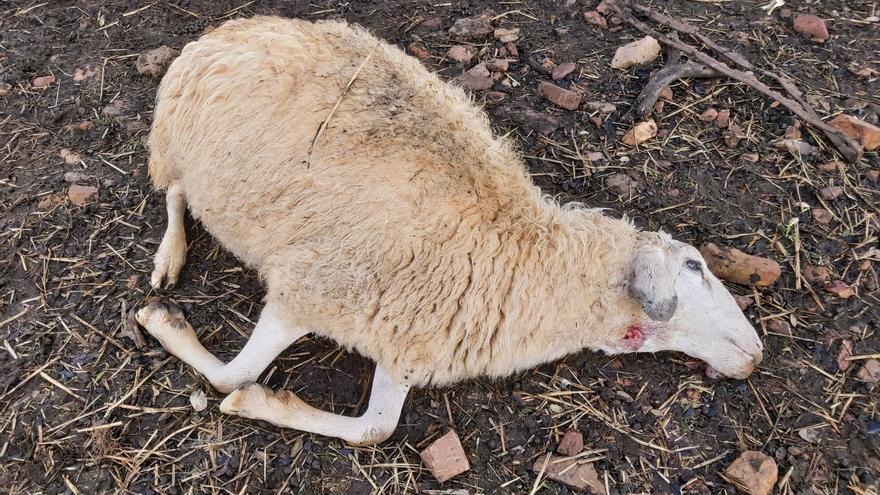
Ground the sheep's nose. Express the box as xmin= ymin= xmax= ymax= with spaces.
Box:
xmin=752 ymin=350 xmax=764 ymax=366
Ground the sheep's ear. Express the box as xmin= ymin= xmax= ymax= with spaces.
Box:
xmin=629 ymin=244 xmax=678 ymax=322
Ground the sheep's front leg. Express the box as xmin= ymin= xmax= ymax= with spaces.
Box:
xmin=220 ymin=364 xmax=410 ymax=446
xmin=151 ymin=182 xmax=188 ymax=289
xmin=136 ymin=301 xmax=307 ymax=393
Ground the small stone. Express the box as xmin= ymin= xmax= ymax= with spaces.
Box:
xmin=446 ymin=45 xmax=474 ymax=64
xmin=724 ymin=451 xmax=778 ymax=495
xmin=73 ymin=65 xmax=98 ymax=82
xmin=59 ymin=148 xmax=82 ymax=165
xmin=596 ymin=0 xmax=613 ymax=15
xmin=824 ymin=280 xmax=855 ymax=298
xmin=453 ymin=63 xmax=494 ymax=91
xmin=723 ymin=123 xmax=743 ymax=148
xmin=828 ymin=114 xmax=880 ymax=151
xmin=136 ymin=45 xmax=175 ymax=78
xmin=504 ymin=42 xmax=518 ymax=58
xmin=485 ymin=59 xmax=509 ymax=72
xmin=190 ymin=390 xmax=208 ymax=412
xmin=610 ymin=36 xmax=661 ymax=69
xmin=586 ymin=151 xmax=605 ymax=162
xmin=532 ymin=454 xmax=605 ymax=493
xmin=621 ymin=119 xmax=657 ymax=146
xmin=803 ymin=265 xmax=831 ymax=284
xmin=37 ymin=194 xmax=64 ymax=210
xmin=785 ymin=121 xmax=802 ymax=140
xmin=486 ymin=91 xmax=507 ymax=103
xmin=837 ymin=340 xmax=853 ymax=371
xmin=496 ymin=106 xmax=560 ymax=135
xmin=716 ymin=109 xmax=731 ymax=128
xmin=774 ymin=139 xmax=814 ymax=156
xmin=63 ymin=172 xmax=95 ymax=184
xmin=741 ymin=153 xmax=760 ymax=163
xmin=537 ymin=81 xmax=581 ymax=111
xmin=65 ymin=120 xmax=94 ymax=132
xmin=700 ymin=107 xmax=718 ymax=122
xmin=700 ymin=243 xmax=781 ymax=287
xmin=102 ymin=99 xmax=127 ymax=118
xmin=856 ymin=359 xmax=880 ymax=384
xmin=557 ymin=429 xmax=584 ymax=456
xmin=0 ymin=83 xmax=11 ymax=96
xmin=126 ymin=274 xmax=141 ymax=289
xmin=32 ymin=75 xmax=56 ymax=88
xmin=408 ymin=41 xmax=430 ymax=60
xmin=551 ymin=62 xmax=577 ymax=80
xmin=812 ymin=208 xmax=833 ymax=224
xmin=606 ymin=173 xmax=640 ymax=196
xmin=420 ymin=430 xmax=470 ymax=483
xmin=735 ymin=296 xmax=752 ymax=310
xmin=869 ymin=169 xmax=880 ymax=181
xmin=494 ymin=27 xmax=520 ymax=43
xmin=793 ymin=14 xmax=829 ymax=43
xmin=819 ymin=186 xmax=844 ymax=201
xmin=817 ymin=161 xmax=841 ymax=172
xmin=68 ymin=184 xmax=99 ymax=206
xmin=585 ymin=101 xmax=617 ymax=114
xmin=419 ymin=18 xmax=442 ymax=30
xmin=584 ymin=10 xmax=608 ymax=29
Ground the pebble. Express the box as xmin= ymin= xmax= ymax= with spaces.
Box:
xmin=32 ymin=75 xmax=56 ymax=88
xmin=446 ymin=45 xmax=474 ymax=64
xmin=68 ymin=184 xmax=99 ymax=206
xmin=190 ymin=390 xmax=208 ymax=412
xmin=700 ymin=107 xmax=718 ymax=122
xmin=448 ymin=14 xmax=494 ymax=40
xmin=537 ymin=81 xmax=581 ymax=111
xmin=59 ymin=148 xmax=82 ymax=165
xmin=551 ymin=62 xmax=576 ymax=80
xmin=136 ymin=46 xmax=175 ymax=78
xmin=556 ymin=429 xmax=583 ymax=456
xmin=856 ymin=359 xmax=880 ymax=384
xmin=803 ymin=265 xmax=831 ymax=284
xmin=819 ymin=186 xmax=843 ymax=201
xmin=420 ymin=430 xmax=470 ymax=483
xmin=408 ymin=41 xmax=430 ymax=60
xmin=496 ymin=106 xmax=560 ymax=135
xmin=610 ymin=36 xmax=661 ymax=69
xmin=837 ymin=340 xmax=853 ymax=371
xmin=724 ymin=451 xmax=778 ymax=495
xmin=419 ymin=18 xmax=442 ymax=30
xmin=494 ymin=27 xmax=520 ymax=43
xmin=723 ymin=123 xmax=742 ymax=148
xmin=584 ymin=10 xmax=608 ymax=29
xmin=606 ymin=173 xmax=640 ymax=196
xmin=0 ymin=83 xmax=11 ymax=96
xmin=715 ymin=109 xmax=731 ymax=128
xmin=828 ymin=114 xmax=880 ymax=151
xmin=532 ymin=453 xmax=605 ymax=493
xmin=824 ymin=280 xmax=855 ymax=298
xmin=700 ymin=243 xmax=781 ymax=287
xmin=793 ymin=14 xmax=829 ymax=43
xmin=63 ymin=172 xmax=95 ymax=184
xmin=452 ymin=63 xmax=494 ymax=91
xmin=485 ymin=59 xmax=509 ymax=72
xmin=621 ymin=119 xmax=657 ymax=146
xmin=812 ymin=208 xmax=833 ymax=224
xmin=735 ymin=295 xmax=752 ymax=310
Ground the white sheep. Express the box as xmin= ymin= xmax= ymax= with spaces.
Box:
xmin=136 ymin=16 xmax=764 ymax=446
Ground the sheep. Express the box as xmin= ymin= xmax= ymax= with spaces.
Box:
xmin=136 ymin=16 xmax=765 ymax=446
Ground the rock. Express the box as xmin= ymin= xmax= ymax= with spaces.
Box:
xmin=828 ymin=114 xmax=880 ymax=151
xmin=552 ymin=62 xmax=577 ymax=80
xmin=420 ymin=430 xmax=470 ymax=483
xmin=824 ymin=280 xmax=855 ymax=298
xmin=610 ymin=36 xmax=661 ymax=69
xmin=63 ymin=172 xmax=95 ymax=184
xmin=65 ymin=120 xmax=93 ymax=132
xmin=557 ymin=430 xmax=584 ymax=456
xmin=102 ymin=99 xmax=127 ymax=118
xmin=73 ymin=65 xmax=98 ymax=82
xmin=448 ymin=14 xmax=494 ymax=40
xmin=740 ymin=153 xmax=760 ymax=163
xmin=537 ymin=82 xmax=581 ymax=111
xmin=32 ymin=75 xmax=56 ymax=88
xmin=486 ymin=91 xmax=507 ymax=103
xmin=700 ymin=243 xmax=781 ymax=287
xmin=453 ymin=63 xmax=494 ymax=91
xmin=68 ymin=184 xmax=99 ymax=206
xmin=596 ymin=0 xmax=613 ymax=15
xmin=136 ymin=46 xmax=175 ymax=78
xmin=504 ymin=42 xmax=518 ymax=58
xmin=723 ymin=451 xmax=778 ymax=495
xmin=774 ymin=139 xmax=814 ymax=157
xmin=585 ymin=101 xmax=617 ymax=114
xmin=837 ymin=340 xmax=853 ymax=371
xmin=606 ymin=173 xmax=640 ymax=196
xmin=37 ymin=194 xmax=64 ymax=210
xmin=485 ymin=59 xmax=509 ymax=72
xmin=735 ymin=296 xmax=752 ymax=310
xmin=785 ymin=121 xmax=802 ymax=140
xmin=419 ymin=18 xmax=442 ymax=30
xmin=700 ymin=107 xmax=718 ymax=122
xmin=408 ymin=41 xmax=430 ymax=60
xmin=803 ymin=265 xmax=831 ymax=284
xmin=856 ymin=359 xmax=880 ymax=384
xmin=584 ymin=10 xmax=608 ymax=29
xmin=496 ymin=106 xmax=560 ymax=135
xmin=715 ymin=109 xmax=731 ymax=128
xmin=494 ymin=27 xmax=520 ymax=43
xmin=446 ymin=45 xmax=475 ymax=64
xmin=819 ymin=186 xmax=843 ymax=201
xmin=586 ymin=151 xmax=605 ymax=163
xmin=126 ymin=274 xmax=141 ymax=289
xmin=812 ymin=208 xmax=833 ymax=224
xmin=817 ymin=161 xmax=842 ymax=172
xmin=532 ymin=454 xmax=605 ymax=494
xmin=0 ymin=83 xmax=11 ymax=96
xmin=59 ymin=148 xmax=82 ymax=165
xmin=190 ymin=390 xmax=208 ymax=412
xmin=723 ymin=123 xmax=742 ymax=148
xmin=621 ymin=119 xmax=657 ymax=146
xmin=793 ymin=14 xmax=829 ymax=43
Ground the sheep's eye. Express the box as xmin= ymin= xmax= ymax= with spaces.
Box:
xmin=685 ymin=259 xmax=702 ymax=271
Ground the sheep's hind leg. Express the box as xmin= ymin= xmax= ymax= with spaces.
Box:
xmin=220 ymin=364 xmax=410 ymax=446
xmin=136 ymin=300 xmax=307 ymax=393
xmin=151 ymin=182 xmax=188 ymax=289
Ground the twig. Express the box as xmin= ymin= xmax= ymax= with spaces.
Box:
xmin=608 ymin=0 xmax=863 ymax=162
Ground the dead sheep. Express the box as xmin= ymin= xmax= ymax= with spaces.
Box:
xmin=137 ymin=16 xmax=764 ymax=445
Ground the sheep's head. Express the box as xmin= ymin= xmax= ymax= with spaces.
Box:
xmin=612 ymin=232 xmax=764 ymax=379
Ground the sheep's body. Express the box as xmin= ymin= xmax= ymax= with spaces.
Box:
xmin=148 ymin=16 xmax=642 ymax=387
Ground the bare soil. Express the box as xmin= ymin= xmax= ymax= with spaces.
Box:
xmin=1 ymin=1 xmax=878 ymax=494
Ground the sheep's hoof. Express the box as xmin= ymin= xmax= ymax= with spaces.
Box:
xmin=136 ymin=301 xmax=197 ymax=353
xmin=150 ymin=235 xmax=187 ymax=289
xmin=220 ymin=382 xmax=273 ymax=417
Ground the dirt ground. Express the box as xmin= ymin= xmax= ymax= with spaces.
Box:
xmin=1 ymin=0 xmax=879 ymax=493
